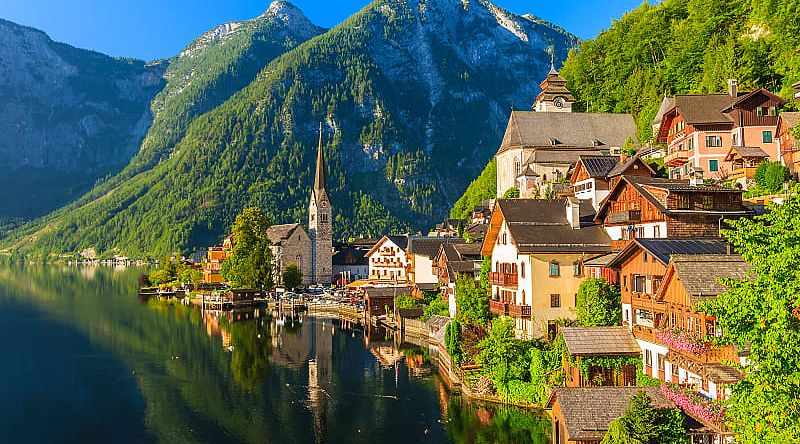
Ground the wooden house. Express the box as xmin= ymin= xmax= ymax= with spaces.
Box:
xmin=777 ymin=112 xmax=800 ymax=178
xmin=723 ymin=146 xmax=770 ymax=188
xmin=561 ymin=327 xmax=639 ymax=388
xmin=363 ymin=286 xmax=409 ymax=319
xmin=570 ymin=153 xmax=655 ymax=210
xmin=434 ymin=242 xmax=482 ymax=317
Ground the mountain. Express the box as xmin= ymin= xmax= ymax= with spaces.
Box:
xmin=559 ymin=0 xmax=800 ymax=141
xmin=0 ymin=19 xmax=165 ymax=223
xmin=6 ymin=0 xmax=577 ymax=258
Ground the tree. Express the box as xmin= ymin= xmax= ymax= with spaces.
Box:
xmin=601 ymin=391 xmax=687 ymax=444
xmin=394 ymin=294 xmax=419 ymax=309
xmin=180 ymin=268 xmax=202 ymax=285
xmin=457 ymin=219 xmax=464 ymax=238
xmin=476 ymin=317 xmax=521 ymax=390
xmin=698 ymin=187 xmax=800 ymax=442
xmin=480 ymin=256 xmax=491 ymax=293
xmin=575 ymin=278 xmax=622 ymax=326
xmin=753 ymin=160 xmax=788 ymax=193
xmin=445 ymin=320 xmax=462 ymax=365
xmin=502 ymin=187 xmax=520 ymax=199
xmin=622 ymin=136 xmax=637 ymax=156
xmin=455 ymin=274 xmax=489 ymax=326
xmin=221 ymin=207 xmax=275 ymax=289
xmin=148 ymin=269 xmax=173 ymax=286
xmin=281 ymin=263 xmax=302 ymax=291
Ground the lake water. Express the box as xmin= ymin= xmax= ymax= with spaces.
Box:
xmin=0 ymin=265 xmax=550 ymax=444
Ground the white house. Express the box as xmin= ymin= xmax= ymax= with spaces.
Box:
xmin=366 ymin=236 xmax=410 ymax=283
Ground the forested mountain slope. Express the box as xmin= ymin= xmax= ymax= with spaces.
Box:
xmin=6 ymin=0 xmax=577 ymax=258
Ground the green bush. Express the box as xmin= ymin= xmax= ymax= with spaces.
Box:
xmin=576 ymin=278 xmax=622 ymax=326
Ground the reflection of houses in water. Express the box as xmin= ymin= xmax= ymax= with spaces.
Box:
xmin=202 ymin=308 xmax=259 ymax=350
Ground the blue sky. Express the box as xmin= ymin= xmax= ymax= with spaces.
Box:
xmin=0 ymin=0 xmax=644 ymax=60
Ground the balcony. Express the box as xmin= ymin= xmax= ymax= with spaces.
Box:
xmin=607 ymin=209 xmax=641 ymax=225
xmin=489 ymin=299 xmax=508 ymax=315
xmin=728 ymin=166 xmax=759 ymax=181
xmin=664 ymin=150 xmax=690 ymax=166
xmin=488 ymin=272 xmax=518 ymax=287
xmin=508 ymin=304 xmax=532 ymax=318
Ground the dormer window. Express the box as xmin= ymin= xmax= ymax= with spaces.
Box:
xmin=591 ymin=139 xmax=603 ymax=147
xmin=548 ymin=138 xmax=560 ymax=146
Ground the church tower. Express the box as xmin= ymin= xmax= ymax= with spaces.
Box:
xmin=309 ymin=123 xmax=333 ymax=285
xmin=532 ymin=59 xmax=576 ymax=113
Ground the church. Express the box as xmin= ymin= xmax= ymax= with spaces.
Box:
xmin=495 ymin=64 xmax=638 ymax=198
xmin=267 ymin=124 xmax=333 ymax=286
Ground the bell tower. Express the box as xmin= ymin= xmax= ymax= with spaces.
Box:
xmin=308 ymin=123 xmax=333 ymax=285
xmin=532 ymin=57 xmax=576 ymax=113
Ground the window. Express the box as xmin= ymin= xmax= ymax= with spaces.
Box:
xmin=687 ymin=138 xmax=694 ymax=151
xmin=654 ymin=225 xmax=661 ymax=238
xmin=502 ymin=233 xmax=507 ymax=245
xmin=702 ymin=195 xmax=714 ymax=209
xmin=643 ymin=252 xmax=649 ymax=262
xmin=732 ymin=133 xmax=738 ymax=146
xmin=624 ymin=308 xmax=630 ymax=322
xmin=573 ymin=261 xmax=582 ymax=276
xmin=756 ymin=107 xmax=764 ymax=117
xmin=709 ymin=159 xmax=719 ymax=172
xmin=671 ymin=361 xmax=679 ymax=377
xmin=549 ymin=261 xmax=560 ymax=277
xmin=763 ymin=130 xmax=773 ymax=143
xmin=658 ymin=354 xmax=665 ymax=372
xmin=550 ymin=294 xmax=561 ymax=308
xmin=676 ymin=194 xmax=690 ymax=209
xmin=645 ymin=349 xmax=652 ymax=368
xmin=705 ymin=136 xmax=722 ymax=147
xmin=520 ymin=262 xmax=525 ymax=278
xmin=632 ymin=275 xmax=646 ymax=293
xmin=769 ymin=106 xmax=777 ymax=116
xmin=321 ymin=213 xmax=328 ymax=223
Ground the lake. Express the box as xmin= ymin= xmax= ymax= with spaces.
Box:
xmin=0 ymin=265 xmax=550 ymax=444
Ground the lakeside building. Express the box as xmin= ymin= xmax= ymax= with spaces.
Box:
xmin=481 ymin=198 xmax=611 ymax=339
xmin=656 ymin=79 xmax=787 ymax=180
xmin=365 ymin=235 xmax=410 ymax=283
xmin=202 ymin=236 xmax=232 ymax=284
xmin=407 ymin=237 xmax=465 ymax=292
xmin=570 ymin=153 xmax=656 ymax=210
xmin=308 ymin=123 xmax=333 ymax=285
xmin=495 ymin=66 xmax=638 ymax=198
xmin=561 ymin=326 xmax=640 ymax=388
xmin=428 ymin=218 xmax=463 ymax=237
xmin=776 ymin=111 xmax=800 ymax=178
xmin=433 ymin=242 xmax=482 ymax=317
xmin=266 ymin=223 xmax=313 ymax=287
xmin=332 ymin=245 xmax=369 ymax=285
xmin=595 ymin=175 xmax=751 ymax=246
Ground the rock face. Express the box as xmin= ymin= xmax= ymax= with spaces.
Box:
xmin=0 ymin=19 xmax=165 ymax=219
xmin=6 ymin=0 xmax=579 ymax=257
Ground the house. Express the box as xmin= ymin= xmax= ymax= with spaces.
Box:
xmin=656 ymin=79 xmax=788 ymax=179
xmin=607 ymin=237 xmax=730 ymax=332
xmin=582 ymin=252 xmax=619 ymax=285
xmin=570 ymin=153 xmax=656 ymax=210
xmin=366 ymin=235 xmax=410 ymax=283
xmin=546 ymin=387 xmax=707 ymax=444
xmin=428 ymin=218 xmax=464 ymax=237
xmin=434 ymin=242 xmax=482 ymax=317
xmin=481 ymin=198 xmax=612 ymax=339
xmin=723 ymin=146 xmax=770 ymax=188
xmin=776 ymin=112 xmax=800 ymax=178
xmin=363 ymin=286 xmax=410 ymax=319
xmin=225 ymin=289 xmax=259 ymax=306
xmin=561 ymin=327 xmax=639 ymax=388
xmin=407 ymin=237 xmax=465 ymax=288
xmin=266 ymin=223 xmax=313 ymax=287
xmin=202 ymin=236 xmax=233 ymax=284
xmin=496 ymin=66 xmax=638 ymax=197
xmin=595 ymin=175 xmax=751 ymax=247
xmin=470 ymin=201 xmax=493 ymax=225
xmin=332 ymin=245 xmax=369 ymax=285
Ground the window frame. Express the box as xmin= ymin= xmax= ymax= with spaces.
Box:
xmin=709 ymin=159 xmax=719 ymax=172
xmin=762 ymin=130 xmax=773 ymax=143
xmin=550 ymin=293 xmax=561 ymax=308
xmin=549 ymin=261 xmax=560 ymax=277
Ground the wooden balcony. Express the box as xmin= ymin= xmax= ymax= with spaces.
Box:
xmin=489 ymin=299 xmax=508 ymax=316
xmin=508 ymin=304 xmax=532 ymax=318
xmin=664 ymin=150 xmax=690 ymax=166
xmin=488 ymin=272 xmax=518 ymax=287
xmin=728 ymin=166 xmax=759 ymax=180
xmin=608 ymin=209 xmax=641 ymax=225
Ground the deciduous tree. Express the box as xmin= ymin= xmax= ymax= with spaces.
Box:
xmin=221 ymin=207 xmax=275 ymax=289
xmin=575 ymin=278 xmax=622 ymax=327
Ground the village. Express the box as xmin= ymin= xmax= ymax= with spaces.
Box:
xmin=141 ymin=65 xmax=800 ymax=444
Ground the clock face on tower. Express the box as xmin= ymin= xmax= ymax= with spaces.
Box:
xmin=553 ymin=97 xmax=565 ymax=108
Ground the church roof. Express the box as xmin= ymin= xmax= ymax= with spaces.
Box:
xmin=312 ymin=122 xmax=329 ymax=204
xmin=497 ymin=111 xmax=637 ymax=155
xmin=266 ymin=223 xmax=306 ymax=246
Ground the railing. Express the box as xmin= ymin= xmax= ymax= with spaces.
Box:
xmin=664 ymin=150 xmax=690 ymax=166
xmin=608 ymin=209 xmax=642 ymax=225
xmin=488 ymin=272 xmax=518 ymax=287
xmin=508 ymin=304 xmax=532 ymax=317
xmin=728 ymin=166 xmax=759 ymax=180
xmin=489 ymin=299 xmax=508 ymax=315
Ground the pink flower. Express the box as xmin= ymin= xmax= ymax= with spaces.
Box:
xmin=655 ymin=330 xmax=709 ymax=355
xmin=660 ymin=384 xmax=726 ymax=424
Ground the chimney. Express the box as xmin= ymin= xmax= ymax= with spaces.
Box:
xmin=566 ymin=197 xmax=581 ymax=229
xmin=728 ymin=79 xmax=738 ymax=98
xmin=690 ymin=167 xmax=705 ymax=186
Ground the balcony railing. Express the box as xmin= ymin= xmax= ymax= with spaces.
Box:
xmin=664 ymin=150 xmax=690 ymax=166
xmin=488 ymin=272 xmax=518 ymax=287
xmin=607 ymin=209 xmax=642 ymax=225
xmin=489 ymin=299 xmax=508 ymax=315
xmin=728 ymin=166 xmax=759 ymax=180
xmin=508 ymin=304 xmax=532 ymax=318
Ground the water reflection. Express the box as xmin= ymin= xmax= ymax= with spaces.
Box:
xmin=0 ymin=265 xmax=550 ymax=444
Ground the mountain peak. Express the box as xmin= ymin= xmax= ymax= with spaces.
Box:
xmin=263 ymin=1 xmax=309 ymax=24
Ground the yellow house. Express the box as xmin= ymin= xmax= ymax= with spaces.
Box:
xmin=481 ymin=198 xmax=612 ymax=339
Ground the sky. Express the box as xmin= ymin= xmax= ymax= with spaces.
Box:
xmin=0 ymin=0 xmax=645 ymax=61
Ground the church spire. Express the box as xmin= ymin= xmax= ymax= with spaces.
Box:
xmin=314 ymin=122 xmax=327 ymax=195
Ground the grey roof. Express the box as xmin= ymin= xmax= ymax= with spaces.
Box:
xmin=266 ymin=223 xmax=305 ymax=245
xmin=704 ymin=364 xmax=744 ymax=384
xmin=607 ymin=152 xmax=655 ymax=177
xmin=498 ymin=111 xmax=638 ymax=155
xmin=671 ymin=94 xmax=735 ymax=125
xmin=426 ymin=315 xmax=451 ymax=329
xmin=781 ymin=112 xmax=800 ymax=130
xmin=670 ymin=254 xmax=753 ymax=303
xmin=408 ymin=237 xmax=465 ymax=259
xmin=652 ymin=96 xmax=674 ymax=126
xmin=386 ymin=235 xmax=409 ymax=250
xmin=728 ymin=146 xmax=770 ymax=159
xmin=527 ymin=149 xmax=608 ymax=165
xmin=364 ymin=286 xmax=410 ymax=298
xmin=452 ymin=243 xmax=482 ymax=259
xmin=495 ymin=199 xmax=611 ymax=254
xmin=332 ymin=247 xmax=368 ymax=266
xmin=561 ymin=327 xmax=640 ymax=356
xmin=548 ymin=387 xmax=676 ymax=440
xmin=578 ymin=155 xmax=620 ymax=178
xmin=625 ymin=238 xmax=732 ymax=266
xmin=583 ymin=252 xmax=619 ymax=267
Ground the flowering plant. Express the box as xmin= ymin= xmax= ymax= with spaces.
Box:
xmin=656 ymin=329 xmax=708 ymax=355
xmin=661 ymin=383 xmax=726 ymax=425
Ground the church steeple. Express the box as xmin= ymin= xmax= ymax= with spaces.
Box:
xmin=309 ymin=122 xmax=332 ymax=285
xmin=313 ymin=122 xmax=327 ymax=197
xmin=532 ymin=60 xmax=576 ymax=112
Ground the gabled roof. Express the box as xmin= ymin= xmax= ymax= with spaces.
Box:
xmin=561 ymin=327 xmax=640 ymax=357
xmin=482 ymin=198 xmax=611 ymax=256
xmin=583 ymin=252 xmax=619 ymax=267
xmin=526 ymin=149 xmax=608 ymax=165
xmin=724 ymin=146 xmax=770 ymax=161
xmin=665 ymin=254 xmax=752 ymax=304
xmin=606 ymin=152 xmax=656 ymax=177
xmin=669 ymin=94 xmax=735 ymax=126
xmin=652 ymin=96 xmax=674 ymax=126
xmin=408 ymin=237 xmax=465 ymax=259
xmin=332 ymin=247 xmax=368 ymax=266
xmin=608 ymin=238 xmax=731 ymax=268
xmin=779 ymin=111 xmax=800 ymax=130
xmin=576 ymin=155 xmax=620 ymax=178
xmin=497 ymin=111 xmax=637 ymax=155
xmin=365 ymin=235 xmax=409 ymax=257
xmin=364 ymin=286 xmax=410 ymax=298
xmin=266 ymin=223 xmax=306 ymax=246
xmin=721 ymin=88 xmax=788 ymax=112
xmin=452 ymin=243 xmax=482 ymax=259
xmin=546 ymin=387 xmax=676 ymax=440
